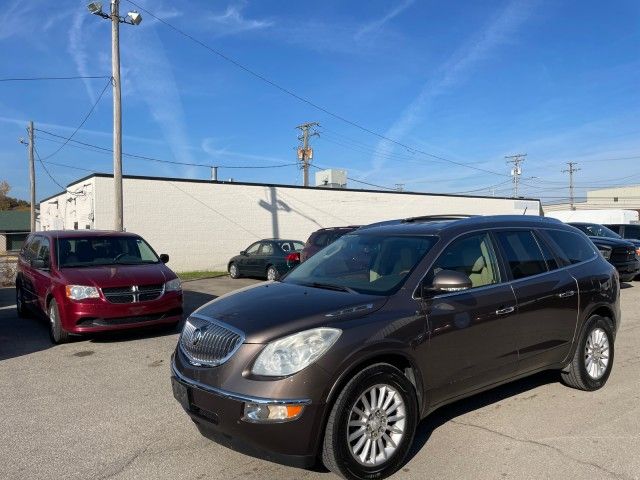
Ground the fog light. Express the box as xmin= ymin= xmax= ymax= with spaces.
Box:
xmin=243 ymin=403 xmax=305 ymax=423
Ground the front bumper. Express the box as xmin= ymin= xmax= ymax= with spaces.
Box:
xmin=60 ymin=291 xmax=183 ymax=333
xmin=613 ymin=259 xmax=640 ymax=281
xmin=170 ymin=354 xmax=323 ymax=468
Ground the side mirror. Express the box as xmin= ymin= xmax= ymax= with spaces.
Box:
xmin=430 ymin=270 xmax=472 ymax=293
xmin=240 ymin=250 xmax=246 ymax=256
xmin=31 ymin=258 xmax=49 ymax=270
xmin=159 ymin=254 xmax=169 ymax=264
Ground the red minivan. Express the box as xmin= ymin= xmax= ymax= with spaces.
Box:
xmin=16 ymin=231 xmax=183 ymax=343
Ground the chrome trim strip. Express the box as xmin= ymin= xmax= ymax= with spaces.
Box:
xmin=171 ymin=358 xmax=312 ymax=406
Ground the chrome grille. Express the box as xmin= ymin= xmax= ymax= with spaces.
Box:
xmin=102 ymin=284 xmax=164 ymax=304
xmin=179 ymin=315 xmax=244 ymax=367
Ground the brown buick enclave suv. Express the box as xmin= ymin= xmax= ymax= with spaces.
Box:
xmin=171 ymin=215 xmax=620 ymax=480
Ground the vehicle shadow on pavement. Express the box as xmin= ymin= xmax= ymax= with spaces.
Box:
xmin=406 ymin=370 xmax=559 ymax=463
xmin=88 ymin=289 xmax=217 ymax=343
xmin=620 ymin=282 xmax=634 ymax=289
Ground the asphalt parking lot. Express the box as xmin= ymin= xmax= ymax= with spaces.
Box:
xmin=1 ymin=277 xmax=639 ymax=480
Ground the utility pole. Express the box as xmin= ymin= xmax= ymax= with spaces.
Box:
xmin=505 ymin=153 xmax=527 ymax=198
xmin=296 ymin=122 xmax=319 ymax=187
xmin=87 ymin=1 xmax=142 ymax=231
xmin=562 ymin=162 xmax=580 ymax=210
xmin=111 ymin=0 xmax=123 ymax=231
xmin=27 ymin=121 xmax=36 ymax=232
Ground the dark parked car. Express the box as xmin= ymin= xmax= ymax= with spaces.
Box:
xmin=172 ymin=215 xmax=619 ymax=480
xmin=569 ymin=222 xmax=640 ymax=281
xmin=300 ymin=226 xmax=360 ymax=263
xmin=16 ymin=230 xmax=183 ymax=344
xmin=228 ymin=239 xmax=305 ymax=280
xmin=604 ymin=223 xmax=640 ymax=244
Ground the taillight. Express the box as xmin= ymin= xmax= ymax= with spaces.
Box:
xmin=286 ymin=252 xmax=300 ymax=263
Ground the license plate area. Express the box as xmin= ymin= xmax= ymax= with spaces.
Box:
xmin=171 ymin=377 xmax=191 ymax=410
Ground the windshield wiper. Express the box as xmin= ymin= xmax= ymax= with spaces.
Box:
xmin=305 ymin=282 xmax=358 ymax=294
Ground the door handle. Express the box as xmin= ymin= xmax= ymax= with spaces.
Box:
xmin=496 ymin=306 xmax=515 ymax=315
xmin=557 ymin=291 xmax=575 ymax=298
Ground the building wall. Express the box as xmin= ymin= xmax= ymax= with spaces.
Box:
xmin=39 ymin=179 xmax=96 ymax=231
xmin=42 ymin=175 xmax=541 ymax=272
xmin=543 ymin=185 xmax=640 ymax=214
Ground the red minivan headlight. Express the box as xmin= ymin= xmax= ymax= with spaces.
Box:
xmin=65 ymin=285 xmax=100 ymax=300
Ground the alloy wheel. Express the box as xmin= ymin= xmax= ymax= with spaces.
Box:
xmin=585 ymin=327 xmax=610 ymax=380
xmin=347 ymin=384 xmax=406 ymax=467
xmin=267 ymin=267 xmax=278 ymax=281
xmin=229 ymin=264 xmax=238 ymax=278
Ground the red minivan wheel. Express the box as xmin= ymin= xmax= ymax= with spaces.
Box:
xmin=48 ymin=299 xmax=71 ymax=344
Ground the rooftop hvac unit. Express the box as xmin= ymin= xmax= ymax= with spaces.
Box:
xmin=315 ymin=169 xmax=347 ymax=189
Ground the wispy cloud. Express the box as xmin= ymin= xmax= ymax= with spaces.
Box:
xmin=205 ymin=1 xmax=274 ymax=37
xmin=201 ymin=138 xmax=292 ymax=165
xmin=68 ymin=11 xmax=99 ymax=104
xmin=370 ymin=0 xmax=536 ymax=176
xmin=355 ymin=0 xmax=415 ymax=40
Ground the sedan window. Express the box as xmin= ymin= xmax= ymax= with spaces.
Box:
xmin=259 ymin=242 xmax=274 ymax=255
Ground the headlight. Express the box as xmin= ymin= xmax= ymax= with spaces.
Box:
xmin=252 ymin=328 xmax=341 ymax=376
xmin=165 ymin=278 xmax=182 ymax=291
xmin=65 ymin=285 xmax=100 ymax=300
xmin=598 ymin=248 xmax=611 ymax=260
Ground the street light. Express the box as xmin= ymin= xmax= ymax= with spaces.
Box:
xmin=86 ymin=0 xmax=142 ymax=231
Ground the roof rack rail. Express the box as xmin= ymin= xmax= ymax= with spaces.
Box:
xmin=401 ymin=214 xmax=476 ymax=223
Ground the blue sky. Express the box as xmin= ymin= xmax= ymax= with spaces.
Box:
xmin=1 ymin=0 xmax=639 ymax=204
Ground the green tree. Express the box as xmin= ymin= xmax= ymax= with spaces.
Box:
xmin=0 ymin=180 xmax=30 ymax=211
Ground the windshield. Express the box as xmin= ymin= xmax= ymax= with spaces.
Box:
xmin=56 ymin=236 xmax=160 ymax=267
xmin=572 ymin=223 xmax=621 ymax=239
xmin=284 ymin=234 xmax=437 ymax=295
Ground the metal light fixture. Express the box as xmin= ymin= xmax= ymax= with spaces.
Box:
xmin=87 ymin=2 xmax=103 ymax=15
xmin=127 ymin=11 xmax=142 ymax=25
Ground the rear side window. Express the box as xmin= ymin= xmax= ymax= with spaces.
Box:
xmin=312 ymin=232 xmax=329 ymax=247
xmin=606 ymin=225 xmax=621 ymax=234
xmin=545 ymin=229 xmax=597 ymax=264
xmin=496 ymin=231 xmax=549 ymax=280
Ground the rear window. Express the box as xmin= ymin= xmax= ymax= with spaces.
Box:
xmin=545 ymin=229 xmax=597 ymax=265
xmin=312 ymin=232 xmax=330 ymax=247
xmin=496 ymin=231 xmax=549 ymax=280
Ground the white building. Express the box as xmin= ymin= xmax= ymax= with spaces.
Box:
xmin=544 ymin=184 xmax=640 ymax=213
xmin=39 ymin=174 xmax=541 ymax=271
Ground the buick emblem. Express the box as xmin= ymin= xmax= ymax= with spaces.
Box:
xmin=192 ymin=327 xmax=206 ymax=346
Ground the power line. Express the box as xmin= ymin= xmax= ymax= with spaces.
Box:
xmin=125 ymin=0 xmax=509 ymax=178
xmin=35 ymin=129 xmax=298 ymax=170
xmin=0 ymin=75 xmax=112 ymax=82
xmin=38 ymin=78 xmax=112 ymax=161
xmin=34 ymin=145 xmax=70 ymax=192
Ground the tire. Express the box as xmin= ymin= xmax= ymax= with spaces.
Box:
xmin=16 ymin=285 xmax=28 ymax=318
xmin=229 ymin=263 xmax=241 ymax=279
xmin=266 ymin=265 xmax=279 ymax=281
xmin=48 ymin=299 xmax=71 ymax=344
xmin=322 ymin=364 xmax=418 ymax=480
xmin=561 ymin=315 xmax=614 ymax=391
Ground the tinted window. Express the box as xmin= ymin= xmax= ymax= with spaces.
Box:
xmin=606 ymin=225 xmax=621 ymax=234
xmin=312 ymin=232 xmax=329 ymax=247
xmin=533 ymin=233 xmax=559 ymax=271
xmin=56 ymin=236 xmax=159 ymax=267
xmin=496 ymin=231 xmax=548 ymax=280
xmin=285 ymin=234 xmax=437 ymax=295
xmin=429 ymin=233 xmax=500 ymax=288
xmin=623 ymin=225 xmax=640 ymax=239
xmin=571 ymin=223 xmax=620 ymax=239
xmin=546 ymin=229 xmax=597 ymax=265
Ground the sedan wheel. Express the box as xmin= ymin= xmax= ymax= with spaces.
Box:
xmin=229 ymin=263 xmax=240 ymax=279
xmin=267 ymin=266 xmax=279 ymax=281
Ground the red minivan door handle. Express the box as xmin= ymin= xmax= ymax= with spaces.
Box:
xmin=496 ymin=306 xmax=515 ymax=315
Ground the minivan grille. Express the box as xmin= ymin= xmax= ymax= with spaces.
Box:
xmin=102 ymin=284 xmax=164 ymax=303
xmin=179 ymin=315 xmax=244 ymax=367
xmin=611 ymin=247 xmax=637 ymax=263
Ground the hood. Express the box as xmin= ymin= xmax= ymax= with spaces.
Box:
xmin=192 ymin=281 xmax=388 ymax=343
xmin=588 ymin=236 xmax=636 ymax=248
xmin=57 ymin=263 xmax=174 ymax=287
